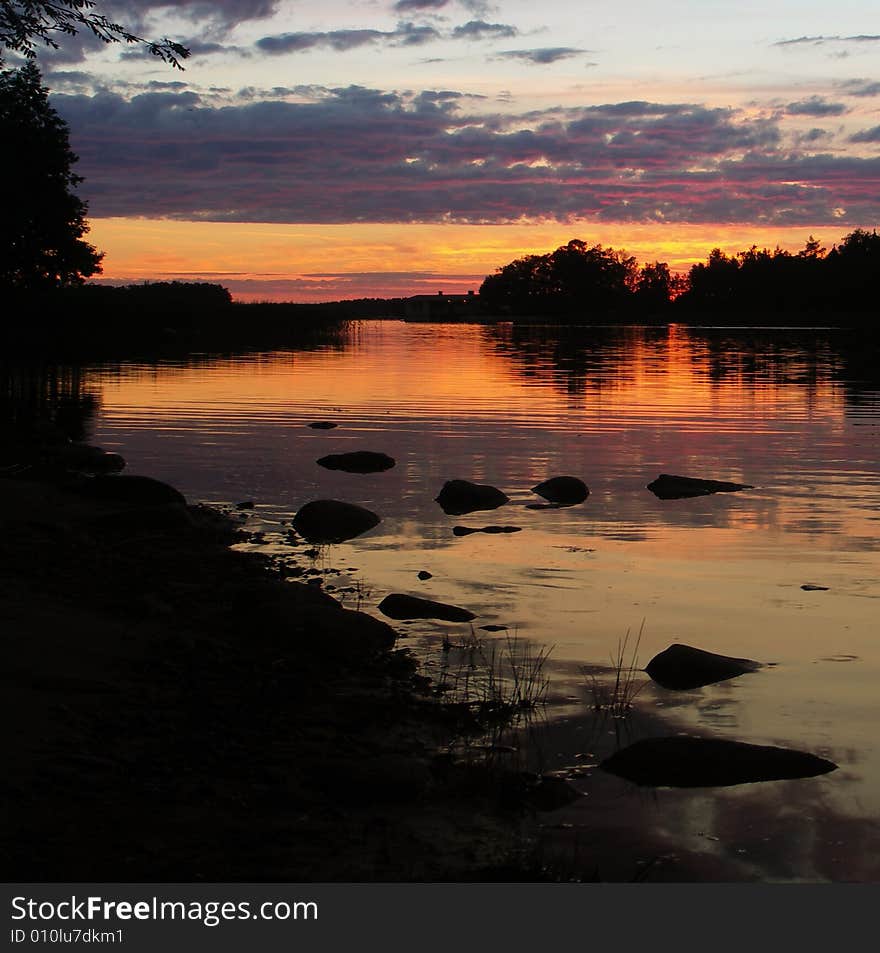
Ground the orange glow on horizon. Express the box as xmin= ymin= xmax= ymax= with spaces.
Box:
xmin=87 ymin=217 xmax=862 ymax=302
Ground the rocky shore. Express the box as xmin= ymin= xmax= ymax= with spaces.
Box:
xmin=1 ymin=466 xmax=532 ymax=881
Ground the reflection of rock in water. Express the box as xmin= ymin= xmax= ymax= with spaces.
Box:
xmin=647 ymin=473 xmax=753 ymax=499
xmin=435 ymin=479 xmax=509 ymax=515
xmin=378 ymin=593 xmax=475 ymax=622
xmin=292 ymin=499 xmax=381 ymax=544
xmin=317 ymin=451 xmax=395 ymax=473
xmin=452 ymin=525 xmax=521 ymax=536
xmin=600 ymin=736 xmax=837 ymax=787
xmin=645 ymin=643 xmax=762 ymax=690
xmin=531 ymin=476 xmax=589 ymax=505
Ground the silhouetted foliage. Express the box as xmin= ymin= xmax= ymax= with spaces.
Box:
xmin=0 ymin=1 xmax=189 ymax=68
xmin=479 ymin=240 xmax=642 ymax=318
xmin=825 ymin=228 xmax=880 ymax=311
xmin=0 ymin=59 xmax=102 ymax=289
xmin=677 ymin=230 xmax=879 ymax=318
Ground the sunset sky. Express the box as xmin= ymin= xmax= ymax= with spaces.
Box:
xmin=30 ymin=1 xmax=880 ymax=300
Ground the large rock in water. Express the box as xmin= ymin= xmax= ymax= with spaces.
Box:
xmin=73 ymin=474 xmax=186 ymax=506
xmin=647 ymin=473 xmax=753 ymax=499
xmin=292 ymin=499 xmax=380 ymax=544
xmin=645 ymin=643 xmax=762 ymax=690
xmin=600 ymin=737 xmax=837 ymax=788
xmin=378 ymin=593 xmax=475 ymax=623
xmin=435 ymin=479 xmax=509 ymax=516
xmin=316 ymin=451 xmax=395 ymax=473
xmin=531 ymin=476 xmax=589 ymax=505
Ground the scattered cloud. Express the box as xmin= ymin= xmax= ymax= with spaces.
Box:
xmin=795 ymin=128 xmax=833 ymax=145
xmin=850 ymin=125 xmax=880 ymax=143
xmin=774 ymin=34 xmax=880 ymax=47
xmin=452 ymin=21 xmax=518 ymax=41
xmin=112 ymin=1 xmax=281 ymax=34
xmin=838 ymin=80 xmax=880 ymax=97
xmin=497 ymin=47 xmax=590 ymax=65
xmin=785 ymin=96 xmax=848 ymax=117
xmin=256 ymin=22 xmax=440 ymax=55
xmin=392 ymin=0 xmax=449 ymax=12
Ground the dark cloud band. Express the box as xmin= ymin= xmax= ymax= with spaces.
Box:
xmin=53 ymin=86 xmax=880 ymax=227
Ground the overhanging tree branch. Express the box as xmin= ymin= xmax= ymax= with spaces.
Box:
xmin=1 ymin=2 xmax=190 ymax=68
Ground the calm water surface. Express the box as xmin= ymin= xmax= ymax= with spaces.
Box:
xmin=83 ymin=322 xmax=880 ymax=881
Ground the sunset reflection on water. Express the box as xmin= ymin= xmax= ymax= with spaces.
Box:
xmin=85 ymin=321 xmax=880 ymax=880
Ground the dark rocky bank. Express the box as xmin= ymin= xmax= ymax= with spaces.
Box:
xmin=0 ymin=467 xmax=532 ymax=881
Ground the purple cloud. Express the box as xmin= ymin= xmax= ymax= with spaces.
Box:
xmin=452 ymin=21 xmax=518 ymax=40
xmin=51 ymin=87 xmax=880 ymax=227
xmin=256 ymin=22 xmax=440 ymax=55
xmin=785 ymin=96 xmax=848 ymax=117
xmin=392 ymin=0 xmax=449 ymax=11
xmin=850 ymin=126 xmax=880 ymax=143
xmin=775 ymin=34 xmax=880 ymax=47
xmin=497 ymin=47 xmax=591 ymax=65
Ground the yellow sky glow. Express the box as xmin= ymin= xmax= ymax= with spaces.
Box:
xmin=88 ymin=217 xmax=850 ymax=301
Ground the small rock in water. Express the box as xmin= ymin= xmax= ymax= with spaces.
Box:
xmin=645 ymin=643 xmax=762 ymax=690
xmin=378 ymin=593 xmax=475 ymax=623
xmin=317 ymin=451 xmax=395 ymax=473
xmin=647 ymin=473 xmax=753 ymax=499
xmin=417 ymin=570 xmax=433 ymax=580
xmin=452 ymin=525 xmax=522 ymax=536
xmin=292 ymin=499 xmax=380 ymax=544
xmin=435 ymin=479 xmax=509 ymax=516
xmin=801 ymin=584 xmax=829 ymax=591
xmin=531 ymin=476 xmax=589 ymax=505
xmin=235 ymin=500 xmax=254 ymax=510
xmin=479 ymin=624 xmax=508 ymax=632
xmin=307 ymin=421 xmax=338 ymax=430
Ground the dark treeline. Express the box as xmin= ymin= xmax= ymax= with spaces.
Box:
xmin=479 ymin=239 xmax=679 ymax=319
xmin=478 ymin=230 xmax=880 ymax=323
xmin=2 ymin=282 xmax=404 ymax=357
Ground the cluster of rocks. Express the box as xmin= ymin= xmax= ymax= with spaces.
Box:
xmin=599 ymin=642 xmax=837 ymax=787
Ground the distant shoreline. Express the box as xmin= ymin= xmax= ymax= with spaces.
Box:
xmin=2 ymin=280 xmax=877 ymax=362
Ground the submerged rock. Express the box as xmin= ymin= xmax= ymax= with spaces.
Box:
xmin=317 ymin=451 xmax=395 ymax=473
xmin=307 ymin=421 xmax=338 ymax=430
xmin=647 ymin=473 xmax=753 ymax=499
xmin=645 ymin=643 xmax=762 ymax=690
xmin=479 ymin=624 xmax=508 ymax=632
xmin=73 ymin=475 xmax=186 ymax=506
xmin=600 ymin=736 xmax=837 ymax=788
xmin=452 ymin=525 xmax=522 ymax=536
xmin=531 ymin=476 xmax=589 ymax=506
xmin=801 ymin=584 xmax=829 ymax=591
xmin=435 ymin=479 xmax=509 ymax=516
xmin=292 ymin=499 xmax=380 ymax=544
xmin=378 ymin=593 xmax=475 ymax=623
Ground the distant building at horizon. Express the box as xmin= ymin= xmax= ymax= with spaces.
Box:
xmin=404 ymin=289 xmax=481 ymax=321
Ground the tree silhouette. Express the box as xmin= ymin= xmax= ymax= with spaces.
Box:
xmin=0 ymin=1 xmax=189 ymax=68
xmin=479 ymin=240 xmax=642 ymax=318
xmin=0 ymin=59 xmax=103 ymax=289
